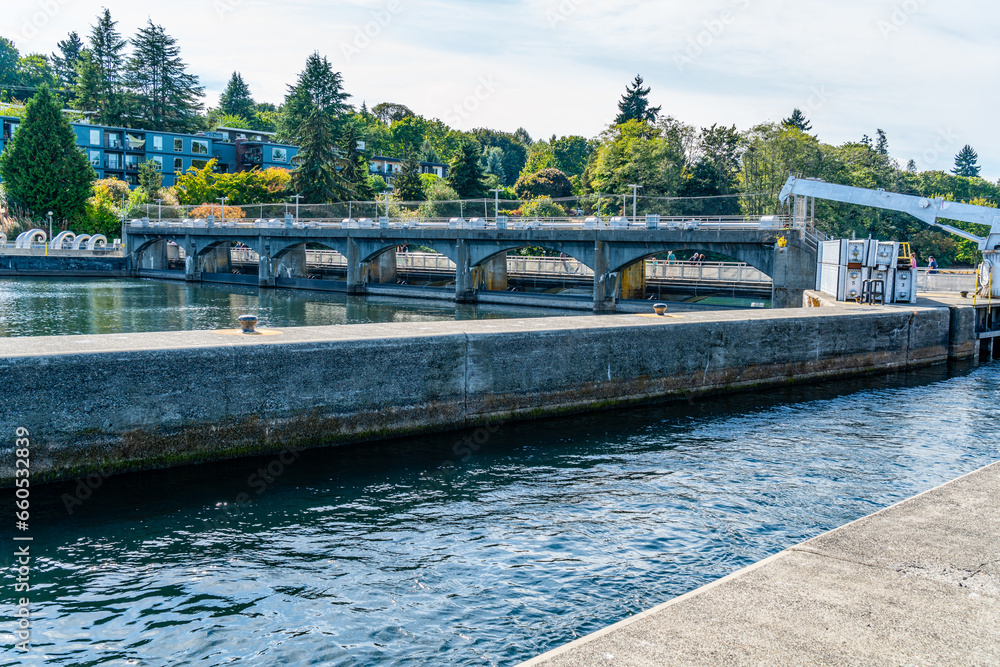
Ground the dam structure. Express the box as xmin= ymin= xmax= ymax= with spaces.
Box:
xmin=124 ymin=215 xmax=819 ymax=309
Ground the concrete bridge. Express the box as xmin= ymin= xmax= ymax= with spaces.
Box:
xmin=125 ymin=216 xmax=819 ymax=309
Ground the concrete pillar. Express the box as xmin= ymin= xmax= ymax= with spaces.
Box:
xmin=455 ymin=239 xmax=475 ymax=303
xmin=593 ymin=240 xmax=616 ymax=312
xmin=184 ymin=240 xmax=198 ymax=281
xmin=200 ymin=244 xmax=232 ymax=274
xmin=480 ymin=252 xmax=508 ymax=291
xmin=771 ymin=238 xmax=817 ymax=308
xmin=346 ymin=238 xmax=366 ymax=295
xmin=619 ymin=260 xmax=646 ymax=300
xmin=258 ymin=244 xmax=275 ymax=288
xmin=368 ymin=249 xmax=398 ymax=284
xmin=140 ymin=239 xmax=169 ymax=271
xmin=274 ymin=244 xmax=307 ymax=280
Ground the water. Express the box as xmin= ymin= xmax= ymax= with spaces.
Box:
xmin=5 ymin=363 xmax=997 ymax=666
xmin=0 ymin=277 xmax=578 ymax=337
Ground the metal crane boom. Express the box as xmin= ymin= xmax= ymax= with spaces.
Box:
xmin=779 ymin=176 xmax=998 ymax=248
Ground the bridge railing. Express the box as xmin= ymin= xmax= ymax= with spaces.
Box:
xmin=229 ymin=248 xmax=770 ymax=283
xmin=130 ymin=215 xmax=794 ymax=232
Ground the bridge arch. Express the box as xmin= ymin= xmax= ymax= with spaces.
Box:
xmin=608 ymin=242 xmax=774 ymax=278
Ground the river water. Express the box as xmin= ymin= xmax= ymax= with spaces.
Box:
xmin=5 ymin=361 xmax=997 ymax=666
xmin=0 ymin=277 xmax=578 ymax=337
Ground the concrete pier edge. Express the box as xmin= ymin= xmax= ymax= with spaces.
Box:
xmin=518 ymin=460 xmax=1000 ymax=666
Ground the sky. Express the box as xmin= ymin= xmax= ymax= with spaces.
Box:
xmin=7 ymin=0 xmax=1000 ymax=179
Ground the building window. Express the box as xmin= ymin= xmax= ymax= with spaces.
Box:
xmin=106 ymin=132 xmax=122 ymax=149
xmin=150 ymin=155 xmax=164 ymax=170
xmin=106 ymin=153 xmax=120 ymax=170
xmin=90 ymin=129 xmax=101 ymax=146
xmin=191 ymin=159 xmax=209 ymax=170
xmin=191 ymin=139 xmax=209 ymax=155
xmin=127 ymin=133 xmax=145 ymax=150
xmin=272 ymin=147 xmax=287 ymax=163
xmin=89 ymin=151 xmax=101 ymax=167
xmin=125 ymin=154 xmax=140 ymax=170
xmin=174 ymin=138 xmax=183 ymax=152
xmin=152 ymin=135 xmax=163 ymax=151
xmin=174 ymin=157 xmax=183 ymax=172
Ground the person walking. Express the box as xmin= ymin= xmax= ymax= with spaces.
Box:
xmin=928 ymin=256 xmax=938 ymax=274
xmin=667 ymin=251 xmax=676 ymax=265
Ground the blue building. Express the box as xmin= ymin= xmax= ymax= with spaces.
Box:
xmin=0 ymin=117 xmax=298 ymax=188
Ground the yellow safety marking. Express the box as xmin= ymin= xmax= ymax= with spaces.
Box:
xmin=634 ymin=313 xmax=686 ymax=319
xmin=211 ymin=328 xmax=285 ymax=336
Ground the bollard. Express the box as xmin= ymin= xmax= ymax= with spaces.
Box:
xmin=653 ymin=303 xmax=667 ymax=316
xmin=238 ymin=314 xmax=259 ymax=333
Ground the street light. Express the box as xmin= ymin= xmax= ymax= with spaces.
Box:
xmin=155 ymin=198 xmax=163 ymax=223
xmin=626 ymin=184 xmax=642 ymax=221
xmin=291 ymin=194 xmax=304 ymax=221
xmin=46 ymin=211 xmax=52 ymax=254
xmin=382 ymin=188 xmax=392 ymax=219
xmin=489 ymin=188 xmax=501 ymax=220
xmin=217 ymin=196 xmax=228 ymax=224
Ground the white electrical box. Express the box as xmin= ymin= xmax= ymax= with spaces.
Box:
xmin=893 ymin=268 xmax=917 ymax=303
xmin=843 ymin=266 xmax=868 ymax=301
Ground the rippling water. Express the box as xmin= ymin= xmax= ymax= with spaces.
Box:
xmin=5 ymin=363 xmax=997 ymax=665
xmin=0 ymin=277 xmax=575 ymax=337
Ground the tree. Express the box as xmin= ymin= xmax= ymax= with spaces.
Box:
xmin=290 ymin=107 xmax=341 ymax=203
xmin=953 ymin=145 xmax=981 ymax=178
xmin=218 ymin=71 xmax=255 ymax=120
xmin=0 ymin=86 xmax=95 ymax=223
xmin=781 ymin=108 xmax=812 ymax=132
xmin=125 ymin=20 xmax=204 ymax=132
xmin=615 ymin=74 xmax=660 ymax=125
xmin=87 ymin=8 xmax=128 ymax=125
xmin=513 ymin=126 xmax=532 ymax=146
xmin=482 ymin=146 xmax=505 ymax=183
xmin=15 ymin=55 xmax=58 ymax=93
xmin=448 ymin=140 xmax=486 ymax=198
xmin=372 ymin=102 xmax=414 ymax=124
xmin=72 ymin=51 xmax=102 ymax=113
xmin=393 ymin=152 xmax=425 ymax=202
xmin=137 ymin=159 xmax=163 ymax=193
xmin=515 ymin=168 xmax=572 ymax=200
xmin=588 ymin=119 xmax=685 ymax=214
xmin=51 ymin=32 xmax=85 ymax=88
xmin=551 ymin=135 xmax=591 ymax=178
xmin=338 ymin=122 xmax=372 ymax=200
xmin=0 ymin=38 xmax=20 ymax=100
xmin=278 ymin=52 xmax=351 ymax=145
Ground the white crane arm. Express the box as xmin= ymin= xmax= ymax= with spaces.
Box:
xmin=779 ymin=176 xmax=996 ymax=247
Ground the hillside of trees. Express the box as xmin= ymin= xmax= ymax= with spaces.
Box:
xmin=1 ymin=10 xmax=997 ymax=267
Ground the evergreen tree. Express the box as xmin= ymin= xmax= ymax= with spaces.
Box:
xmin=953 ymin=145 xmax=981 ymax=177
xmin=448 ymin=141 xmax=486 ymax=198
xmin=218 ymin=71 xmax=255 ymax=120
xmin=513 ymin=126 xmax=532 ymax=146
xmin=781 ymin=108 xmax=812 ymax=132
xmin=0 ymin=86 xmax=95 ymax=222
xmin=138 ymin=159 xmax=162 ymax=193
xmin=417 ymin=139 xmax=441 ymax=164
xmin=482 ymin=146 xmax=506 ymax=184
xmin=290 ymin=107 xmax=341 ymax=203
xmin=278 ymin=52 xmax=351 ymax=145
xmin=72 ymin=50 xmax=101 ymax=114
xmin=393 ymin=152 xmax=425 ymax=202
xmin=615 ymin=74 xmax=660 ymax=125
xmin=339 ymin=122 xmax=372 ymax=200
xmin=51 ymin=32 xmax=84 ymax=89
xmin=88 ymin=8 xmax=128 ymax=124
xmin=125 ymin=20 xmax=204 ymax=132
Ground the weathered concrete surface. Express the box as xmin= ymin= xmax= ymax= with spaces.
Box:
xmin=519 ymin=461 xmax=1000 ymax=667
xmin=0 ymin=303 xmax=959 ymax=486
xmin=0 ymin=253 xmax=126 ymax=276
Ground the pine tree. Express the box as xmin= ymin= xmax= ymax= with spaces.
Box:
xmin=51 ymin=32 xmax=84 ymax=89
xmin=290 ymin=107 xmax=341 ymax=203
xmin=218 ymin=71 xmax=255 ymax=120
xmin=448 ymin=141 xmax=486 ymax=198
xmin=482 ymin=146 xmax=506 ymax=184
xmin=278 ymin=52 xmax=351 ymax=145
xmin=72 ymin=50 xmax=101 ymax=113
xmin=338 ymin=123 xmax=372 ymax=200
xmin=615 ymin=75 xmax=661 ymax=125
xmin=393 ymin=152 xmax=425 ymax=202
xmin=125 ymin=20 xmax=204 ymax=132
xmin=88 ymin=8 xmax=128 ymax=125
xmin=0 ymin=86 xmax=95 ymax=222
xmin=781 ymin=108 xmax=812 ymax=132
xmin=953 ymin=145 xmax=981 ymax=178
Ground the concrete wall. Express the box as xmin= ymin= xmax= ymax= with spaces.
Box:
xmin=0 ymin=254 xmax=126 ymax=276
xmin=0 ymin=305 xmax=960 ymax=486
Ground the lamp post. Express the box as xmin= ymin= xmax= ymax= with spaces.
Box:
xmin=155 ymin=198 xmax=163 ymax=223
xmin=626 ymin=184 xmax=642 ymax=221
xmin=291 ymin=194 xmax=304 ymax=221
xmin=382 ymin=188 xmax=392 ymax=219
xmin=217 ymin=196 xmax=228 ymax=224
xmin=489 ymin=188 xmax=501 ymax=220
xmin=47 ymin=211 xmax=53 ymax=254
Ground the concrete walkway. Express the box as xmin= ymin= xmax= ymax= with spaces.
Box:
xmin=520 ymin=462 xmax=1000 ymax=666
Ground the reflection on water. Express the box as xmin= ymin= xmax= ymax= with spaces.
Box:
xmin=0 ymin=277 xmax=580 ymax=337
xmin=12 ymin=363 xmax=997 ymax=666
